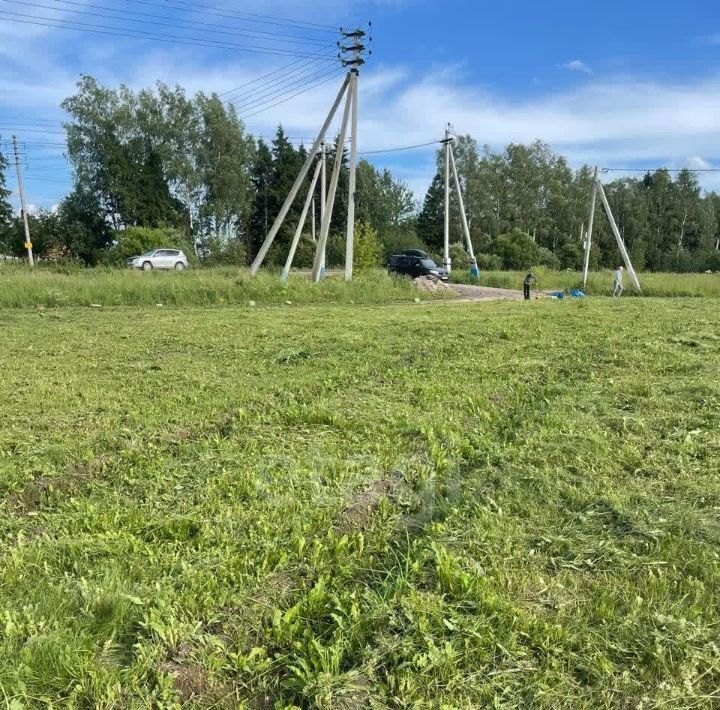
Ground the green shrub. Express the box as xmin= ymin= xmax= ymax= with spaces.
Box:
xmin=475 ymin=252 xmax=503 ymax=270
xmin=557 ymin=241 xmax=584 ymax=270
xmin=353 ymin=222 xmax=383 ymax=270
xmin=325 ymin=232 xmax=345 ymax=268
xmin=293 ymin=235 xmax=317 ymax=269
xmin=202 ymin=237 xmax=247 ymax=267
xmin=536 ymin=245 xmax=560 ymax=270
xmin=492 ymin=229 xmax=560 ymax=270
xmin=380 ymin=226 xmax=428 ymax=260
xmin=449 ymin=242 xmax=469 ymax=270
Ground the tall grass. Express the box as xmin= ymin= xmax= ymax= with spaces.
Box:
xmin=2 ymin=264 xmax=716 ymax=310
xmin=452 ymin=268 xmax=720 ymax=297
xmin=0 ymin=264 xmax=448 ymax=308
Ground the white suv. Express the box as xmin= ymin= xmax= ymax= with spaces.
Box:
xmin=128 ymin=249 xmax=188 ymax=271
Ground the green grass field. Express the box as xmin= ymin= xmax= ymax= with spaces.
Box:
xmin=1 ymin=264 xmax=720 ymax=309
xmin=0 ymin=266 xmax=446 ymax=309
xmin=1 ymin=297 xmax=719 ymax=708
xmin=452 ymin=269 xmax=720 ymax=298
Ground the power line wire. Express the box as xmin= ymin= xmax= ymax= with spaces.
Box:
xmin=222 ymin=53 xmax=336 ymax=103
xmin=601 ymin=167 xmax=720 ymax=173
xmin=0 ymin=10 xmax=340 ymax=59
xmin=218 ymin=55 xmax=328 ymax=98
xmin=229 ymin=65 xmax=341 ymax=113
xmin=19 ymin=175 xmax=70 ymax=183
xmin=239 ymin=71 xmax=346 ymax=120
xmin=15 ymin=0 xmax=332 ymax=45
xmin=359 ymin=140 xmax=442 ymax=155
xmin=125 ymin=0 xmax=338 ymax=32
xmin=0 ymin=125 xmax=65 ymax=135
xmin=0 ymin=116 xmax=65 ymax=126
xmin=226 ymin=59 xmax=337 ymax=108
xmin=1 ymin=143 xmax=66 ymax=149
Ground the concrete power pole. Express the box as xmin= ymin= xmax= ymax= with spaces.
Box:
xmin=341 ymin=29 xmax=365 ymax=282
xmin=344 ymin=70 xmax=359 ymax=281
xmin=443 ymin=124 xmax=451 ymax=274
xmin=311 ymin=83 xmax=353 ymax=282
xmin=320 ymin=142 xmax=326 ymax=274
xmin=250 ymin=26 xmax=369 ymax=282
xmin=12 ymin=136 xmax=33 ymax=266
xmin=250 ymin=74 xmax=351 ymax=275
xmin=597 ymin=181 xmax=642 ymax=291
xmin=583 ymin=167 xmax=599 ymax=290
xmin=448 ymin=142 xmax=479 ymax=277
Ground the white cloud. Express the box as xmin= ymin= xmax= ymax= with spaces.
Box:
xmin=687 ymin=156 xmax=712 ymax=170
xmin=3 ymin=11 xmax=720 ymax=206
xmin=560 ymin=60 xmax=592 ymax=74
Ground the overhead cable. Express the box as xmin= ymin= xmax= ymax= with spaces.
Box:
xmin=16 ymin=0 xmax=331 ymax=45
xmin=131 ymin=0 xmax=338 ymax=32
xmin=0 ymin=10 xmax=339 ymax=59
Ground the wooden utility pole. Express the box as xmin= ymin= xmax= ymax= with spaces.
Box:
xmin=12 ymin=136 xmax=33 ymax=266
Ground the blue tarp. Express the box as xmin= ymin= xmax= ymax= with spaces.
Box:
xmin=570 ymin=289 xmax=586 ymax=298
xmin=550 ymin=291 xmax=565 ymax=299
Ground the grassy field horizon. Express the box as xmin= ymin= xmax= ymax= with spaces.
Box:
xmin=0 ymin=264 xmax=719 ymax=309
xmin=0 ymin=267 xmax=448 ymax=309
xmin=451 ymin=268 xmax=720 ymax=297
xmin=1 ymin=296 xmax=719 ymax=707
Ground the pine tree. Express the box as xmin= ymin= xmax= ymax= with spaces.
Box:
xmin=0 ymin=151 xmax=12 ymax=252
xmin=417 ymin=173 xmax=445 ymax=251
xmin=248 ymin=139 xmax=274 ymax=262
xmin=0 ymin=151 xmax=12 ymax=222
xmin=266 ymin=126 xmax=304 ymax=260
xmin=325 ymin=140 xmax=349 ymax=235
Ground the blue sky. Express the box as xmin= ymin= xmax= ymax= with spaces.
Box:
xmin=1 ymin=0 xmax=718 ymax=210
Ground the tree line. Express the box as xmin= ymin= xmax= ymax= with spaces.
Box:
xmin=1 ymin=75 xmax=718 ymax=272
xmin=419 ymin=137 xmax=720 ymax=272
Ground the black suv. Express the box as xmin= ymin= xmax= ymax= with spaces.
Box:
xmin=388 ymin=250 xmax=449 ymax=281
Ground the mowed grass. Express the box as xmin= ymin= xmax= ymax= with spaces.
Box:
xmin=0 ymin=266 xmax=446 ymax=309
xmin=1 ymin=298 xmax=719 ymax=708
xmin=453 ymin=269 xmax=720 ymax=297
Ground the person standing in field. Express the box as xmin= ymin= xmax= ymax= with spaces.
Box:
xmin=523 ymin=272 xmax=536 ymax=301
xmin=613 ymin=266 xmax=624 ymax=297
